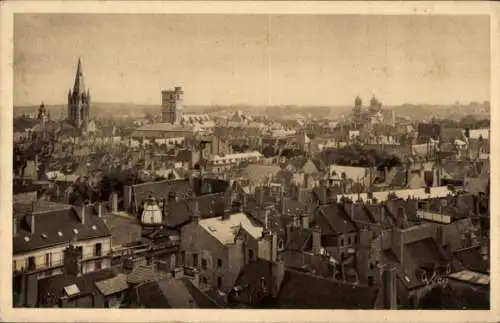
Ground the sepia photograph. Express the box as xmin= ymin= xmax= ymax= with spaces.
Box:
xmin=1 ymin=1 xmax=499 ymax=322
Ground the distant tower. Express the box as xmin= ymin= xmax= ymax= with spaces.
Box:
xmin=67 ymin=58 xmax=90 ymax=129
xmin=352 ymin=96 xmax=363 ymax=129
xmin=161 ymin=87 xmax=184 ymax=124
xmin=37 ymin=102 xmax=49 ymax=122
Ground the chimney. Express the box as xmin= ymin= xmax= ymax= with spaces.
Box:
xmin=311 ymin=225 xmax=321 ymax=255
xmin=281 ymin=195 xmax=287 ymax=216
xmin=436 ymin=225 xmax=446 ymax=247
xmin=271 ymin=232 xmax=279 ymax=263
xmin=271 ymin=258 xmax=285 ymax=298
xmin=97 ymin=202 xmax=102 ymax=218
xmin=300 ymin=213 xmax=309 ymax=229
xmin=111 ymin=192 xmax=118 ymax=213
xmin=80 ymin=205 xmax=86 ymax=225
xmin=30 ymin=214 xmax=36 ymax=234
xmin=190 ymin=199 xmax=200 ymax=223
xmin=383 ymin=266 xmax=397 ymax=309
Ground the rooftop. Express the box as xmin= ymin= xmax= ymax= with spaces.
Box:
xmin=199 ymin=212 xmax=264 ymax=245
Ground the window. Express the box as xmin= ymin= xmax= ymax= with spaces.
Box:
xmin=201 ymin=277 xmax=208 ymax=285
xmin=340 ymin=238 xmax=344 ymax=247
xmin=340 ymin=252 xmax=345 ymax=260
xmin=217 ymin=258 xmax=222 ymax=268
xmin=201 ymin=259 xmax=207 ymax=270
xmin=369 ymin=263 xmax=374 ymax=270
xmin=354 ymin=236 xmax=358 ymax=244
xmin=95 ymin=260 xmax=102 ymax=271
xmin=94 ymin=243 xmax=102 ymax=257
xmin=347 ymin=237 xmax=352 ymax=245
xmin=248 ymin=249 xmax=254 ymax=262
xmin=45 ymin=253 xmax=52 ymax=267
xmin=193 ymin=254 xmax=198 ymax=267
xmin=217 ymin=277 xmax=223 ymax=289
xmin=368 ymin=276 xmax=374 ymax=286
xmin=28 ymin=256 xmax=36 ymax=270
xmin=13 ymin=260 xmax=17 ymax=271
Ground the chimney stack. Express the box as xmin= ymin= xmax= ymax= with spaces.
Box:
xmin=311 ymin=225 xmax=321 ymax=255
xmin=81 ymin=204 xmax=86 ymax=225
xmin=383 ymin=266 xmax=397 ymax=309
xmin=271 ymin=257 xmax=285 ymax=298
xmin=111 ymin=192 xmax=118 ymax=213
xmin=97 ymin=202 xmax=102 ymax=218
xmin=190 ymin=199 xmax=200 ymax=223
xmin=300 ymin=213 xmax=309 ymax=229
xmin=30 ymin=214 xmax=36 ymax=234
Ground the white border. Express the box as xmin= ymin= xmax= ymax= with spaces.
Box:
xmin=1 ymin=1 xmax=499 ymax=322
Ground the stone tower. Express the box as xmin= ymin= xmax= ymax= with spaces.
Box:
xmin=161 ymin=87 xmax=184 ymax=124
xmin=67 ymin=58 xmax=90 ymax=129
xmin=352 ymin=96 xmax=363 ymax=129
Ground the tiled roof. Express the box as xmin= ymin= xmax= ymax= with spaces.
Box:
xmin=13 ymin=202 xmax=111 ymax=254
xmin=199 ymin=212 xmax=264 ymax=245
xmin=37 ymin=269 xmax=115 ymax=308
xmin=230 ymin=259 xmax=379 ymax=309
xmin=127 ymin=265 xmax=157 ymax=285
xmin=130 ymin=179 xmax=193 ymax=211
xmin=132 ymin=282 xmax=172 ymax=308
xmin=164 ymin=193 xmax=226 ymax=229
xmin=314 ymin=204 xmax=357 ymax=236
xmin=276 ymin=270 xmax=378 ymax=309
xmin=285 ymin=227 xmax=312 ymax=251
xmin=95 ymin=273 xmax=129 ymax=296
xmin=453 ymin=246 xmax=489 ymax=274
xmin=240 ymin=164 xmax=281 ymax=184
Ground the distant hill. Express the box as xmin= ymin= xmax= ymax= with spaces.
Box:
xmin=14 ymin=101 xmax=490 ymax=121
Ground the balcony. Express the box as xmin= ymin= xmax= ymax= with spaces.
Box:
xmin=12 ymin=252 xmax=111 ymax=275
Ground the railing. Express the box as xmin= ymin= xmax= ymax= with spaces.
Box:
xmin=13 ymin=251 xmax=111 ymax=274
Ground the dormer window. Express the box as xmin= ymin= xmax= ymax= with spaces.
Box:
xmin=41 ymin=233 xmax=48 ymax=239
xmin=73 ymin=229 xmax=79 ymax=235
xmin=57 ymin=231 xmax=63 ymax=237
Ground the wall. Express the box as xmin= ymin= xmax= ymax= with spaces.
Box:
xmin=13 ymin=236 xmax=111 ymax=278
xmin=180 ymin=222 xmax=230 ymax=292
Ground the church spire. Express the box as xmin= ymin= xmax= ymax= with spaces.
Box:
xmin=72 ymin=57 xmax=85 ymax=96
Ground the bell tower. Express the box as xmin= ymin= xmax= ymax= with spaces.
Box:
xmin=67 ymin=58 xmax=91 ymax=130
xmin=161 ymin=86 xmax=184 ymax=124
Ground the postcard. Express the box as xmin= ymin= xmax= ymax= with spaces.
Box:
xmin=1 ymin=1 xmax=499 ymax=322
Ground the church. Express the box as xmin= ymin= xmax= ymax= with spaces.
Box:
xmin=66 ymin=58 xmax=97 ymax=135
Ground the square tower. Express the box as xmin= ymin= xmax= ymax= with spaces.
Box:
xmin=162 ymin=86 xmax=184 ymax=124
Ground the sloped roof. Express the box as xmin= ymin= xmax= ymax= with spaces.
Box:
xmin=95 ymin=274 xmax=129 ymax=296
xmin=13 ymin=202 xmax=111 ymax=254
xmin=276 ymin=270 xmax=378 ymax=309
xmin=230 ymin=258 xmax=379 ymax=309
xmin=240 ymin=164 xmax=281 ymax=184
xmin=37 ymin=269 xmax=114 ymax=308
xmin=198 ymin=212 xmax=264 ymax=245
xmin=453 ymin=246 xmax=489 ymax=274
xmin=315 ymin=204 xmax=357 ymax=236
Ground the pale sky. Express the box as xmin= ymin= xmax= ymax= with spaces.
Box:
xmin=14 ymin=14 xmax=490 ymax=107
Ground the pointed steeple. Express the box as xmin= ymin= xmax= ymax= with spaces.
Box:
xmin=72 ymin=58 xmax=85 ymax=96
